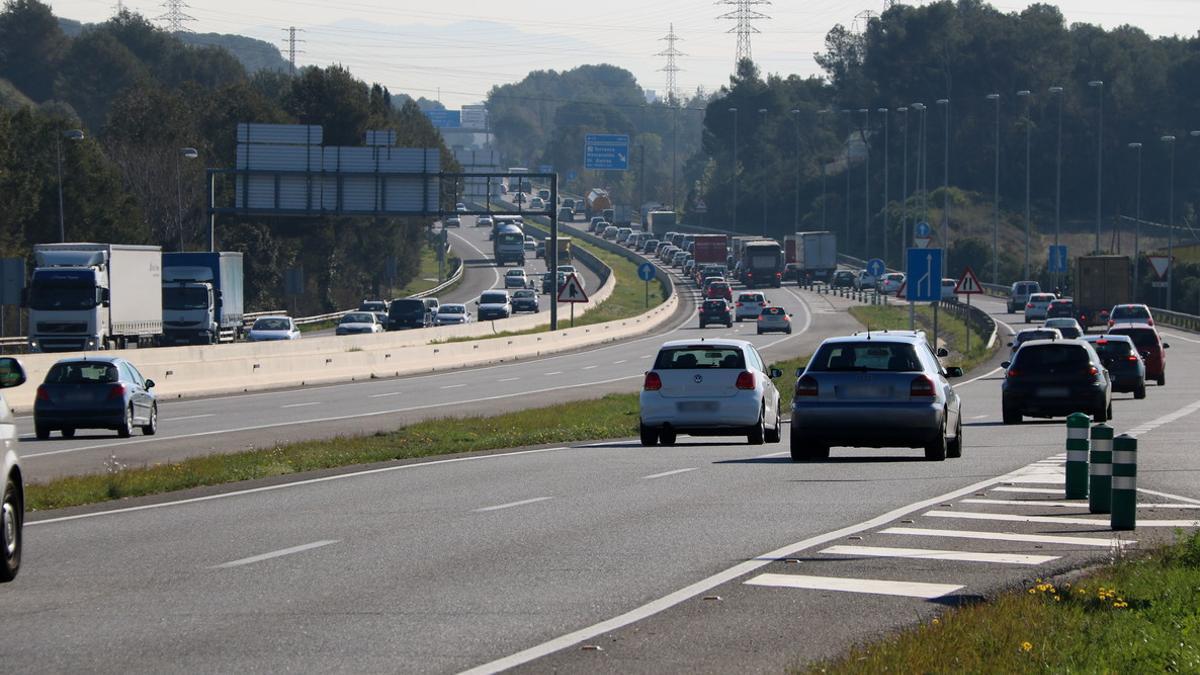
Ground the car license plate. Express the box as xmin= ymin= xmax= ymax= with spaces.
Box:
xmin=677 ymin=401 xmax=719 ymax=413
xmin=837 ymin=385 xmax=892 ymax=399
xmin=1038 ymin=387 xmax=1069 ymax=397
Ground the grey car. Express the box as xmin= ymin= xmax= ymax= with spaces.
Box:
xmin=791 ymin=331 xmax=964 ymax=462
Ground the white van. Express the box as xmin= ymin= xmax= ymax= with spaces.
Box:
xmin=1008 ymin=280 xmax=1041 ymax=313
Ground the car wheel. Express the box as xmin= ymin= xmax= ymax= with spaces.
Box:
xmin=747 ymin=411 xmax=765 ymax=445
xmin=726 ymin=321 xmax=733 ymax=328
xmin=639 ymin=423 xmax=659 ymax=447
xmin=786 ymin=328 xmax=792 ymax=334
xmin=61 ymin=427 xmax=75 ymax=439
xmin=35 ymin=424 xmax=49 ymax=441
xmin=947 ymin=417 xmax=963 ymax=459
xmin=756 ymin=329 xmax=763 ymax=335
xmin=1157 ymin=374 xmax=1165 ymax=386
xmin=660 ymin=429 xmax=677 ymax=446
xmin=1134 ymin=386 xmax=1146 ymax=400
xmin=117 ymin=405 xmax=134 ymax=438
xmin=0 ymin=476 xmax=21 ymax=583
xmin=764 ymin=411 xmax=781 ymax=443
xmin=699 ymin=322 xmax=706 ymax=329
xmin=925 ymin=427 xmax=948 ymax=461
xmin=142 ymin=404 xmax=158 ymax=436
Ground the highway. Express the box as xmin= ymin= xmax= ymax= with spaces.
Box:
xmin=7 ymin=266 xmax=1200 ymax=672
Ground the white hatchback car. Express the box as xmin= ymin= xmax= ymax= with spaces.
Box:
xmin=1025 ymin=292 xmax=1057 ymax=322
xmin=0 ymin=356 xmax=27 ymax=581
xmin=247 ymin=315 xmax=301 ymax=341
xmin=734 ymin=292 xmax=768 ymax=321
xmin=879 ymin=273 xmax=906 ymax=294
xmin=639 ymin=339 xmax=783 ymax=446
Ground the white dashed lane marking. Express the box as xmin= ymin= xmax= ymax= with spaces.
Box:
xmin=745 ymin=573 xmax=963 ymax=599
xmin=820 ymin=545 xmax=1058 ymax=566
xmin=474 ymin=497 xmax=553 ymax=513
xmin=281 ymin=402 xmax=321 ymax=409
xmin=879 ymin=527 xmax=1133 ymax=548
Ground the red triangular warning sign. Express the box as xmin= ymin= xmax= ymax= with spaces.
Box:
xmin=955 ymin=267 xmax=983 ymax=295
xmin=557 ymin=273 xmax=589 ymax=303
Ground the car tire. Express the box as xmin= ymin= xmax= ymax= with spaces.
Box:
xmin=1002 ymin=406 xmax=1021 ymax=425
xmin=61 ymin=427 xmax=75 ymax=439
xmin=764 ymin=411 xmax=781 ymax=443
xmin=925 ymin=427 xmax=948 ymax=461
xmin=1157 ymin=375 xmax=1165 ymax=386
xmin=947 ymin=417 xmax=963 ymax=459
xmin=142 ymin=404 xmax=158 ymax=436
xmin=699 ymin=322 xmax=706 ymax=329
xmin=756 ymin=328 xmax=764 ymax=335
xmin=736 ymin=316 xmax=741 ymax=322
xmin=639 ymin=423 xmax=659 ymax=447
xmin=117 ymin=405 xmax=134 ymax=438
xmin=1134 ymin=386 xmax=1146 ymax=400
xmin=748 ymin=411 xmax=765 ymax=445
xmin=660 ymin=429 xmax=677 ymax=446
xmin=35 ymin=424 xmax=49 ymax=441
xmin=0 ymin=476 xmax=21 ymax=583
xmin=726 ymin=321 xmax=733 ymax=328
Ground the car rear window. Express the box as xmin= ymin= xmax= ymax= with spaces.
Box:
xmin=704 ymin=300 xmax=727 ymax=310
xmin=480 ymin=292 xmax=508 ymax=304
xmin=1090 ymin=339 xmax=1134 ymax=359
xmin=1112 ymin=306 xmax=1151 ymax=320
xmin=1030 ymin=294 xmax=1055 ymax=303
xmin=1017 ymin=330 xmax=1058 ymax=344
xmin=809 ymin=342 xmax=922 ymax=372
xmin=46 ymin=362 xmax=119 ymax=384
xmin=1013 ymin=344 xmax=1090 ymax=370
xmin=654 ymin=347 xmax=745 ymax=370
xmin=389 ymin=299 xmax=425 ymax=316
xmin=762 ymin=307 xmax=786 ymax=316
xmin=1110 ymin=328 xmax=1158 ymax=351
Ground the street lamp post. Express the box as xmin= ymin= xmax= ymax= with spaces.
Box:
xmin=912 ymin=103 xmax=927 ymax=224
xmin=1089 ymin=80 xmax=1104 ymax=254
xmin=859 ymin=108 xmax=870 ymax=257
xmin=759 ymin=108 xmax=768 ymax=237
xmin=55 ymin=129 xmax=85 ymax=242
xmin=936 ymin=98 xmax=950 ymax=271
xmin=841 ymin=109 xmax=852 ymax=245
xmin=729 ymin=107 xmax=739 ymax=233
xmin=1018 ymin=90 xmax=1032 ymax=280
xmin=791 ymin=109 xmax=801 ymax=230
xmin=1049 ymin=86 xmax=1064 ymax=288
xmin=1128 ymin=142 xmax=1143 ymax=302
xmin=1162 ymin=134 xmax=1176 ymax=311
xmin=176 ymin=147 xmax=199 ymax=251
xmin=878 ymin=107 xmax=889 ymax=265
xmin=986 ymin=94 xmax=1000 ymax=284
xmin=898 ymin=106 xmax=909 ymax=257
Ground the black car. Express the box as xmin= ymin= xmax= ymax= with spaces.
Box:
xmin=1001 ymin=339 xmax=1112 ymax=424
xmin=34 ymin=356 xmax=158 ymax=439
xmin=387 ymin=298 xmax=430 ymax=330
xmin=1084 ymin=335 xmax=1146 ymax=399
xmin=831 ymin=270 xmax=856 ymax=288
xmin=1046 ymin=298 xmax=1077 ymax=321
xmin=699 ymin=299 xmax=733 ymax=328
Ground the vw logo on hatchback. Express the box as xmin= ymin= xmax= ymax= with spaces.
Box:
xmin=694 ymin=374 xmax=703 ymax=383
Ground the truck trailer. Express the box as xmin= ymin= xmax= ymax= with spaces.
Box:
xmin=25 ymin=243 xmax=163 ymax=352
xmin=795 ymin=231 xmax=838 ymax=282
xmin=161 ymin=252 xmax=245 ymax=345
xmin=645 ymin=210 xmax=677 ymax=237
xmin=739 ymin=240 xmax=784 ymax=288
xmin=691 ymin=234 xmax=729 ymax=266
xmin=1075 ymin=255 xmax=1131 ymax=327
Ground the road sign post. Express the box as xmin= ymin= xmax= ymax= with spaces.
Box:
xmin=954 ymin=266 xmax=984 ymax=353
xmin=907 ymin=248 xmax=942 ymax=346
xmin=584 ymin=134 xmax=630 ymax=171
xmin=557 ymin=273 xmax=589 ymax=327
xmin=638 ymin=262 xmax=656 ymax=309
xmin=914 ymin=221 xmax=932 ymax=249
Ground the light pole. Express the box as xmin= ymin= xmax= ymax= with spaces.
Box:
xmin=936 ymin=98 xmax=950 ymax=270
xmin=1089 ymin=80 xmax=1104 ymax=254
xmin=722 ymin=107 xmax=741 ymax=233
xmin=1162 ymin=134 xmax=1175 ymax=311
xmin=790 ymin=108 xmax=803 ymax=231
xmin=986 ymin=93 xmax=1000 ymax=284
xmin=1128 ymin=142 xmax=1142 ymax=301
xmin=759 ymin=108 xmax=768 ymax=236
xmin=912 ymin=103 xmax=927 ymax=223
xmin=878 ymin=107 xmax=889 ymax=265
xmin=56 ymin=129 xmax=85 ymax=242
xmin=176 ymin=147 xmax=199 ymax=251
xmin=1018 ymin=90 xmax=1032 ymax=279
xmin=818 ymin=109 xmax=831 ymax=232
xmin=1049 ymin=86 xmax=1064 ymax=287
xmin=841 ymin=109 xmax=852 ymax=245
xmin=898 ymin=106 xmax=909 ymax=257
xmin=1193 ymin=131 xmax=1200 ymax=313
xmin=859 ymin=108 xmax=871 ymax=257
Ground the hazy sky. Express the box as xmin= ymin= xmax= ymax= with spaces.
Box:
xmin=49 ymin=0 xmax=1199 ymax=107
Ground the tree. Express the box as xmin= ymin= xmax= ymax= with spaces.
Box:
xmin=0 ymin=0 xmax=66 ymax=102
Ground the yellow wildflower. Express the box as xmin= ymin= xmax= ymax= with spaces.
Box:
xmin=1021 ymin=641 xmax=1034 ymax=652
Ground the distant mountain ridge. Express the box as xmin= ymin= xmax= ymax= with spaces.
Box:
xmin=57 ymin=17 xmax=290 ymax=74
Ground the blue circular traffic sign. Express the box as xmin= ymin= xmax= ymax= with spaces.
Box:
xmin=914 ymin=221 xmax=932 ymax=239
xmin=866 ymin=258 xmax=886 ymax=277
xmin=638 ymin=262 xmax=656 ymax=282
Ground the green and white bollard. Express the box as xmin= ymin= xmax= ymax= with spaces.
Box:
xmin=1065 ymin=413 xmax=1090 ymax=499
xmin=1111 ymin=434 xmax=1138 ymax=530
xmin=1088 ymin=423 xmax=1114 ymax=514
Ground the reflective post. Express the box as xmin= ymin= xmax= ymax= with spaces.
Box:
xmin=1110 ymin=434 xmax=1137 ymax=530
xmin=1065 ymin=413 xmax=1090 ymax=499
xmin=1088 ymin=423 xmax=1113 ymax=514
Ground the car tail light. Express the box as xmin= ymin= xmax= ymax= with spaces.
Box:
xmin=1026 ymin=303 xmax=1034 ymax=309
xmin=775 ymin=272 xmax=781 ymax=278
xmin=36 ymin=385 xmax=50 ymax=402
xmin=910 ymin=376 xmax=936 ymax=398
xmin=1006 ymin=369 xmax=1019 ymax=378
xmin=747 ymin=272 xmax=753 ymax=278
xmin=107 ymin=384 xmax=126 ymax=400
xmin=735 ymin=371 xmax=756 ymax=390
xmin=795 ymin=375 xmax=819 ymax=397
xmin=1127 ymin=355 xmax=1139 ymax=362
xmin=1148 ymin=319 xmax=1154 ymax=326
xmin=1087 ymin=366 xmax=1099 ymax=376
xmin=1108 ymin=319 xmax=1114 ymax=327
xmin=643 ymin=372 xmax=662 ymax=391
xmin=736 ymin=302 xmax=743 ymax=307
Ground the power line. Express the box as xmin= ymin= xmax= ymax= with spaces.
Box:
xmin=655 ymin=23 xmax=686 ymax=104
xmin=282 ymin=27 xmax=306 ymax=76
xmin=716 ymin=0 xmax=772 ymax=68
xmin=155 ymin=0 xmax=196 ymax=33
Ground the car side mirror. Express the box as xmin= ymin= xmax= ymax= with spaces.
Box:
xmin=945 ymin=367 xmax=964 ymax=378
xmin=144 ymin=379 xmax=155 ymax=389
xmin=794 ymin=368 xmax=804 ymax=377
xmin=1006 ymin=342 xmax=1013 ymax=348
xmin=99 ymin=287 xmax=111 ymax=307
xmin=1001 ymin=361 xmax=1011 ymax=369
xmin=936 ymin=347 xmax=949 ymax=358
xmin=1163 ymin=342 xmax=1170 ymax=349
xmin=769 ymin=368 xmax=782 ymax=379
xmin=0 ymin=357 xmax=27 ymax=389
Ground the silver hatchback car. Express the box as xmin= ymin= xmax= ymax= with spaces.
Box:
xmin=640 ymin=339 xmax=783 ymax=446
xmin=791 ymin=331 xmax=964 ymax=462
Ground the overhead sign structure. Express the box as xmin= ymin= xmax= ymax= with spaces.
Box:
xmin=1148 ymin=255 xmax=1170 ymax=279
xmin=1047 ymin=245 xmax=1069 ymax=274
xmin=557 ymin=273 xmax=589 ymax=303
xmin=425 ymin=110 xmax=462 ymax=129
xmin=955 ymin=266 xmax=984 ymax=295
xmin=905 ymin=248 xmax=943 ymax=303
xmin=866 ymin=258 xmax=886 ymax=278
xmin=584 ymin=134 xmax=630 ymax=171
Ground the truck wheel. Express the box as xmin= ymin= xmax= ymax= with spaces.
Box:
xmin=0 ymin=476 xmax=22 ymax=582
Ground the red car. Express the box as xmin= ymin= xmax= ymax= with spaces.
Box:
xmin=1108 ymin=322 xmax=1169 ymax=386
xmin=706 ymin=281 xmax=733 ymax=302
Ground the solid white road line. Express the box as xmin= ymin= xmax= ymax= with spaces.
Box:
xmin=641 ymin=468 xmax=697 ymax=480
xmin=168 ymin=414 xmax=215 ymax=422
xmin=474 ymin=497 xmax=552 ymax=513
xmin=744 ymin=573 xmax=963 ymax=599
xmin=925 ymin=510 xmax=1200 ymax=527
xmin=962 ymin=498 xmax=1200 ymax=510
xmin=879 ymin=527 xmax=1133 ymax=548
xmin=1138 ymin=488 xmax=1200 ymax=506
xmin=280 ymin=402 xmax=321 ymax=409
xmin=820 ymin=544 xmax=1058 ymax=566
xmin=369 ymin=392 xmax=403 ymax=398
xmin=211 ymin=540 xmax=338 ymax=569
xmin=1126 ymin=397 xmax=1200 ymax=437
xmin=441 ymin=384 xmax=467 ymax=389
xmin=992 ymin=486 xmax=1065 ymax=495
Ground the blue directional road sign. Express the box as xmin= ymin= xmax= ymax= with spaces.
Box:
xmin=866 ymin=258 xmax=886 ymax=278
xmin=538 ymin=164 xmax=554 ymax=174
xmin=1048 ymin=245 xmax=1069 ymax=274
xmin=566 ymin=169 xmax=578 ymax=182
xmin=584 ymin=134 xmax=630 ymax=170
xmin=905 ymin=248 xmax=943 ymax=302
xmin=638 ymin=262 xmax=656 ymax=282
xmin=424 ymin=110 xmax=461 ymax=128
xmin=914 ymin=221 xmax=932 ymax=239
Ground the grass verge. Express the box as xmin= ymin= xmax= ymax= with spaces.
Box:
xmin=29 ymin=353 xmax=811 ymax=511
xmin=802 ymin=530 xmax=1200 ymax=673
xmin=394 ymin=243 xmax=460 ymax=298
xmin=848 ymin=303 xmax=996 ymax=373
